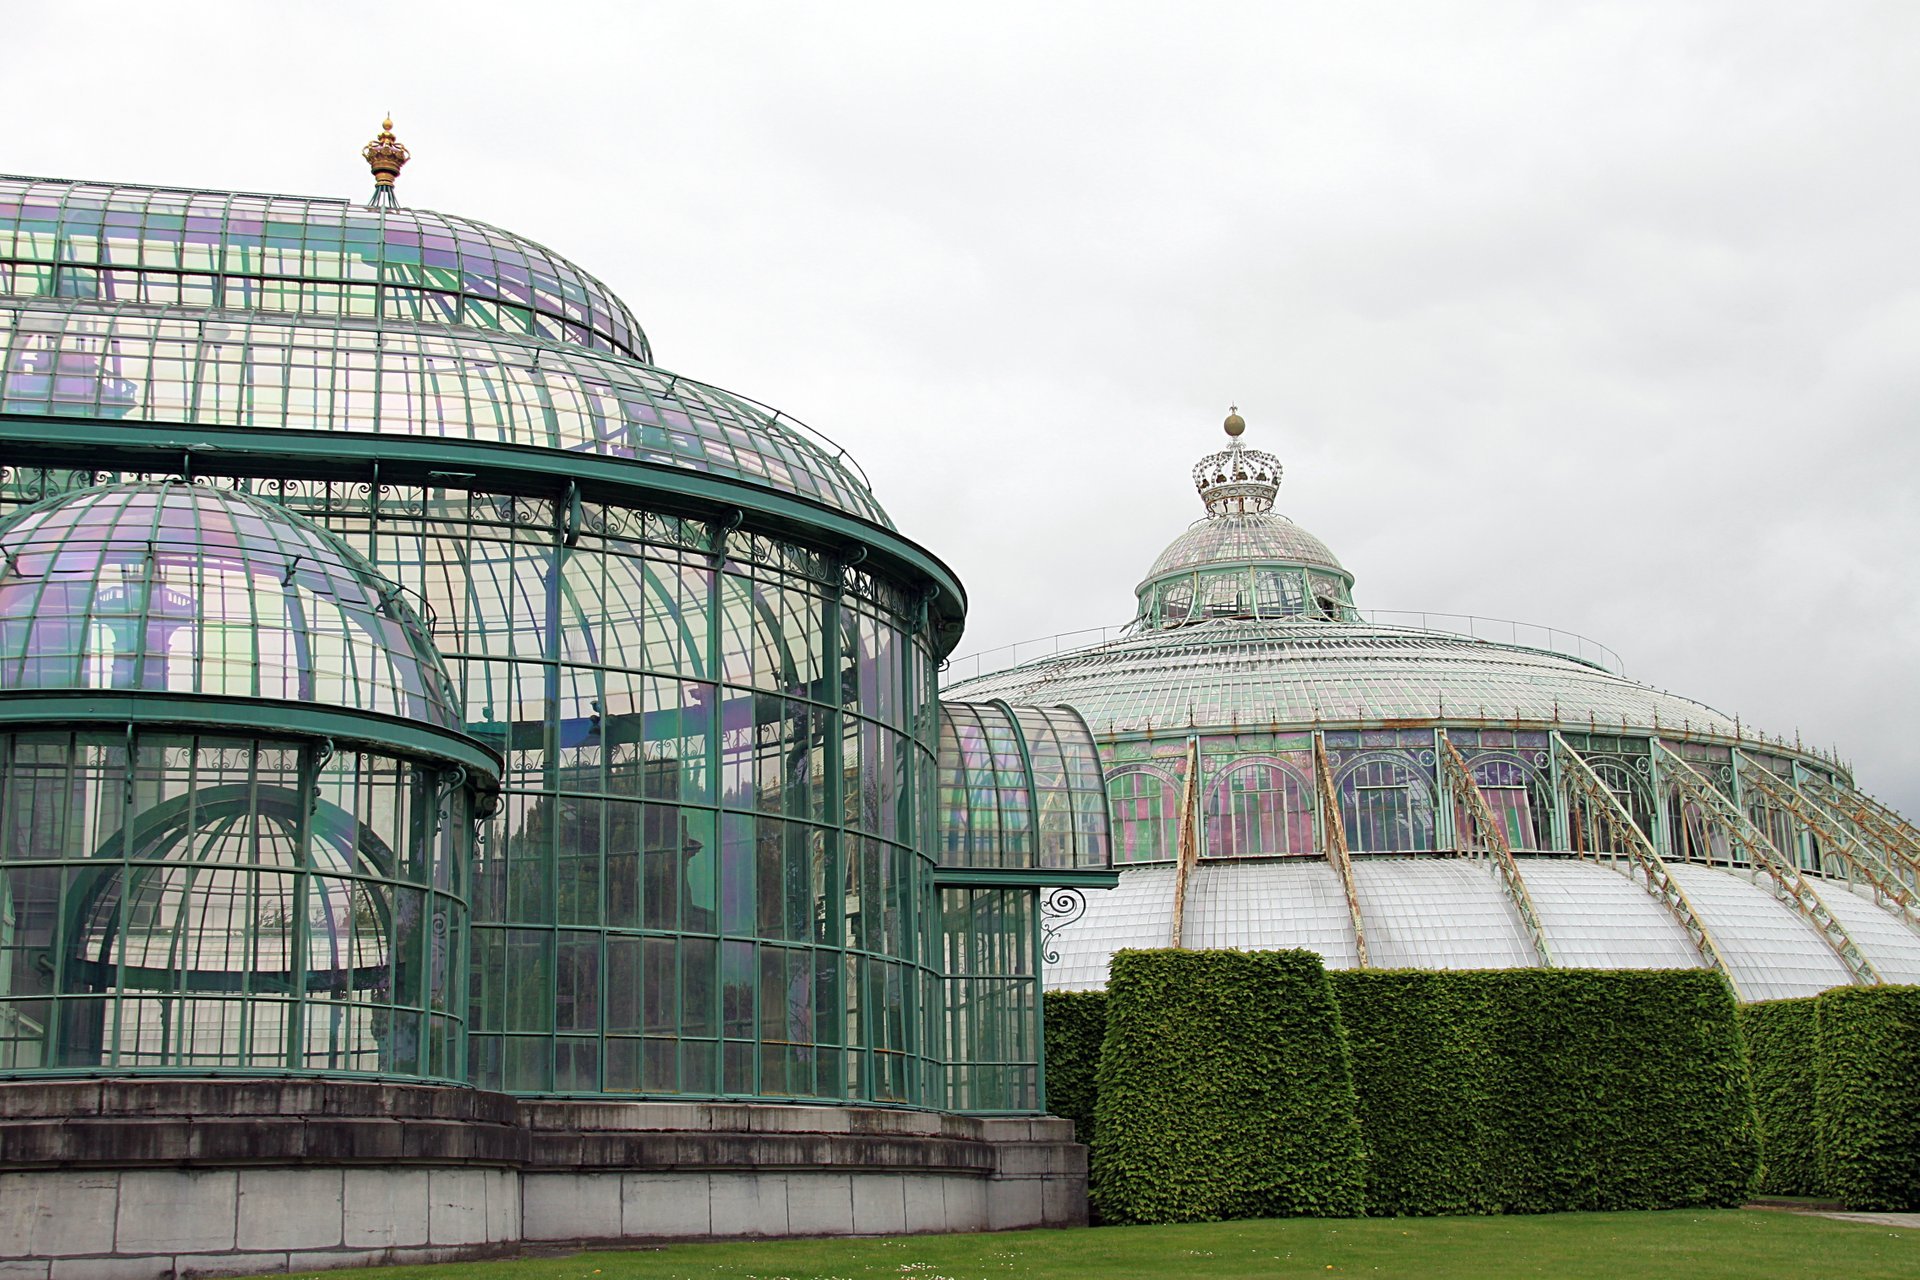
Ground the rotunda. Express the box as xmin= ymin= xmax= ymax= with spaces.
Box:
xmin=946 ymin=413 xmax=1920 ymax=1001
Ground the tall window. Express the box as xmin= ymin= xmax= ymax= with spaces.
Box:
xmin=1337 ymin=753 xmax=1437 ymax=852
xmin=1205 ymin=760 xmax=1315 ymax=857
xmin=1107 ymin=768 xmax=1176 ymax=863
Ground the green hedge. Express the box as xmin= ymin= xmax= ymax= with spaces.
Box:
xmin=1330 ymin=971 xmax=1495 ymax=1215
xmin=1090 ymin=949 xmax=1364 ymax=1224
xmin=1743 ymin=997 xmax=1821 ymax=1196
xmin=1815 ymin=985 xmax=1920 ymax=1211
xmin=1061 ymin=959 xmax=1758 ymax=1220
xmin=1483 ymin=969 xmax=1754 ymax=1213
xmin=1332 ymin=969 xmax=1754 ymax=1215
xmin=1043 ymin=989 xmax=1107 ymax=1145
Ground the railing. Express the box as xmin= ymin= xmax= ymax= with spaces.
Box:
xmin=942 ymin=625 xmax=1138 ymax=685
xmin=942 ymin=611 xmax=1626 ymax=687
xmin=1352 ymin=611 xmax=1624 ymax=676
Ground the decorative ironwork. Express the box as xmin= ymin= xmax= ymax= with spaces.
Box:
xmin=362 ymin=115 xmax=410 ymax=209
xmin=1802 ymin=776 xmax=1920 ymax=887
xmin=1168 ymin=735 xmax=1202 ymax=947
xmin=1040 ymin=887 xmax=1087 ymax=966
xmin=1439 ymin=730 xmax=1553 ymax=966
xmin=1313 ymin=731 xmax=1370 ymax=967
xmin=1191 ymin=408 xmax=1283 ymax=516
xmin=1738 ymin=754 xmax=1920 ymax=927
xmin=1653 ymin=740 xmax=1879 ymax=986
xmin=1551 ymin=732 xmax=1738 ymax=989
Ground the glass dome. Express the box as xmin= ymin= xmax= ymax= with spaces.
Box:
xmin=1133 ymin=421 xmax=1355 ymax=628
xmin=0 ymin=299 xmax=891 ymax=528
xmin=0 ymin=482 xmax=461 ymax=730
xmin=0 ymin=176 xmax=650 ymax=363
xmin=949 ymin=411 xmax=1920 ymax=1006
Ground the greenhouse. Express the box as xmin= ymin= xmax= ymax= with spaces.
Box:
xmin=946 ymin=410 xmax=1920 ymax=1001
xmin=0 ymin=139 xmax=1108 ymax=1274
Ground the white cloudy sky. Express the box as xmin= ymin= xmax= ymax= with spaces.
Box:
xmin=12 ymin=2 xmax=1920 ymax=810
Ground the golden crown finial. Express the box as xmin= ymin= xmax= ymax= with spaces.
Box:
xmin=362 ymin=114 xmax=410 ymax=210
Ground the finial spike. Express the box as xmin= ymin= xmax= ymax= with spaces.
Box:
xmin=363 ymin=114 xmax=411 ymax=210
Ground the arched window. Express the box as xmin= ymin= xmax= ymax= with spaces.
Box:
xmin=1566 ymin=755 xmax=1657 ymax=856
xmin=1158 ymin=579 xmax=1194 ymax=626
xmin=1252 ymin=568 xmax=1306 ymax=617
xmin=1107 ymin=767 xmax=1177 ymax=863
xmin=1336 ymin=752 xmax=1437 ymax=852
xmin=1460 ymin=752 xmax=1551 ymax=851
xmin=1205 ymin=759 xmax=1315 ymax=857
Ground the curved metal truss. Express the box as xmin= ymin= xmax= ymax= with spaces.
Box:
xmin=1653 ymin=740 xmax=1879 ymax=986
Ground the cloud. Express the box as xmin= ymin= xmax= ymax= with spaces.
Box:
xmin=11 ymin=0 xmax=1919 ymax=808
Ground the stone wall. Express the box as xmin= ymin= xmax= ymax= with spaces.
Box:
xmin=0 ymin=1081 xmax=1086 ymax=1278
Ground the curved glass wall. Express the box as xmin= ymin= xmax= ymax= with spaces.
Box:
xmin=935 ymin=701 xmax=1110 ymax=872
xmin=0 ymin=730 xmax=468 ymax=1080
xmin=0 ymin=483 xmax=459 ymax=729
xmin=0 ymin=177 xmax=650 ymax=364
xmin=0 ymin=467 xmax=947 ymax=1104
xmin=0 ymin=303 xmax=889 ymax=527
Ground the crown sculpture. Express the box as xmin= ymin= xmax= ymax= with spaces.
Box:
xmin=362 ymin=115 xmax=409 ymax=209
xmin=1191 ymin=407 xmax=1282 ymax=515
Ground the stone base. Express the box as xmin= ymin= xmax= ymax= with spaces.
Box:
xmin=0 ymin=1081 xmax=1086 ymax=1278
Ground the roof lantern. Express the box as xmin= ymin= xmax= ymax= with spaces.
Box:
xmin=362 ymin=114 xmax=409 ymax=209
xmin=1192 ymin=405 xmax=1283 ymax=516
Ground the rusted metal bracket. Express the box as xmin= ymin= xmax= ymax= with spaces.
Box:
xmin=1439 ymin=730 xmax=1552 ymax=966
xmin=1654 ymin=740 xmax=1879 ymax=986
xmin=1168 ymin=735 xmax=1201 ymax=949
xmin=1801 ymin=775 xmax=1920 ymax=889
xmin=1313 ymin=731 xmax=1370 ymax=968
xmin=1740 ymin=754 xmax=1920 ymax=926
xmin=1550 ymin=732 xmax=1738 ymax=991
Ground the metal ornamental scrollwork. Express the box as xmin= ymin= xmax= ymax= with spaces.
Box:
xmin=1039 ymin=886 xmax=1087 ymax=966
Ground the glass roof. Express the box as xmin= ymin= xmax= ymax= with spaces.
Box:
xmin=1046 ymin=859 xmax=1916 ymax=999
xmin=0 ymin=300 xmax=890 ymax=528
xmin=1141 ymin=513 xmax=1347 ymax=587
xmin=0 ymin=176 xmax=649 ymax=363
xmin=936 ymin=699 xmax=1111 ymax=871
xmin=946 ymin=616 xmax=1742 ymax=737
xmin=0 ymin=482 xmax=462 ymax=731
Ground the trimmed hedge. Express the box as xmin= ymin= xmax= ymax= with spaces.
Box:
xmin=1042 ymin=989 xmax=1107 ymax=1145
xmin=1742 ymin=997 xmax=1821 ymax=1196
xmin=1090 ymin=949 xmax=1364 ymax=1224
xmin=1332 ymin=969 xmax=1755 ymax=1215
xmin=1815 ymin=985 xmax=1920 ymax=1211
xmin=1482 ymin=969 xmax=1754 ymax=1213
xmin=1330 ymin=971 xmax=1495 ymax=1215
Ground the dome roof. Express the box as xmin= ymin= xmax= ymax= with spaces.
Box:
xmin=946 ymin=617 xmax=1735 ymax=737
xmin=0 ymin=299 xmax=892 ymax=528
xmin=1142 ymin=513 xmax=1347 ymax=585
xmin=0 ymin=176 xmax=649 ymax=362
xmin=0 ymin=482 xmax=462 ymax=730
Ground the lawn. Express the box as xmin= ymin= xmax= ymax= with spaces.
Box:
xmin=253 ymin=1210 xmax=1917 ymax=1280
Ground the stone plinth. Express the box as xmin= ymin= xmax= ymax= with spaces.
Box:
xmin=0 ymin=1081 xmax=1086 ymax=1277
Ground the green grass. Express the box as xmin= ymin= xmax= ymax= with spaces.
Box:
xmin=256 ymin=1210 xmax=1918 ymax=1280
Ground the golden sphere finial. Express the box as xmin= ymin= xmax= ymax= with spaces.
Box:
xmin=1223 ymin=404 xmax=1246 ymax=438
